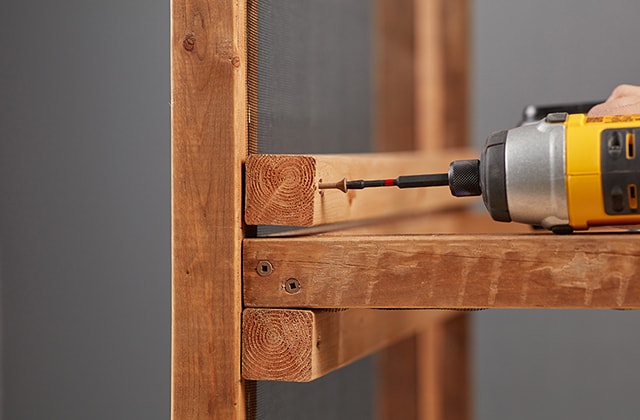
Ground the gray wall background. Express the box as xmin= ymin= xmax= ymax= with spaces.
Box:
xmin=0 ymin=1 xmax=170 ymax=419
xmin=1 ymin=0 xmax=640 ymax=419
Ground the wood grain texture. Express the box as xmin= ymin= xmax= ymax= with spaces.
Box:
xmin=242 ymin=308 xmax=456 ymax=382
xmin=171 ymin=0 xmax=247 ymax=418
xmin=378 ymin=314 xmax=470 ymax=420
xmin=322 ymin=209 xmax=530 ymax=236
xmin=374 ymin=0 xmax=415 ymax=152
xmin=415 ymin=0 xmax=468 ymax=150
xmin=244 ymin=234 xmax=640 ymax=309
xmin=442 ymin=0 xmax=469 ymax=149
xmin=420 ymin=314 xmax=470 ymax=420
xmin=244 ymin=150 xmax=477 ymax=226
xmin=377 ymin=335 xmax=419 ymax=419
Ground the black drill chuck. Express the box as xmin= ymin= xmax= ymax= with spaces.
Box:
xmin=448 ymin=159 xmax=482 ymax=197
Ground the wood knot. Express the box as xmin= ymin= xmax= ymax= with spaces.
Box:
xmin=183 ymin=34 xmax=196 ymax=51
xmin=231 ymin=56 xmax=241 ymax=67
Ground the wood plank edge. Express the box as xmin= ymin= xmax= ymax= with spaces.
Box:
xmin=244 ymin=233 xmax=640 ymax=309
xmin=244 ymin=150 xmax=477 ymax=226
xmin=241 ymin=308 xmax=457 ymax=382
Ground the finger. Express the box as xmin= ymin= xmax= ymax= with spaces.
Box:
xmin=588 ymin=97 xmax=640 ymax=116
xmin=606 ymin=84 xmax=640 ymax=101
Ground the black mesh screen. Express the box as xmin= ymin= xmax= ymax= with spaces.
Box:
xmin=248 ymin=0 xmax=376 ymax=418
xmin=252 ymin=358 xmax=375 ymax=420
xmin=251 ymin=0 xmax=372 ymax=155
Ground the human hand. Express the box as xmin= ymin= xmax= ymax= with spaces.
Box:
xmin=588 ymin=84 xmax=640 ymax=116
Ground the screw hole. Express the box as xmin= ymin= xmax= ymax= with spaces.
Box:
xmin=256 ymin=260 xmax=273 ymax=276
xmin=284 ymin=278 xmax=301 ymax=294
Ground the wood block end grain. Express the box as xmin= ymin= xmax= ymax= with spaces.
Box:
xmin=242 ymin=308 xmax=315 ymax=382
xmin=245 ymin=155 xmax=317 ymax=226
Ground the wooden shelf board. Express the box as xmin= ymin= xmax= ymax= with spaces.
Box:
xmin=244 ymin=233 xmax=640 ymax=309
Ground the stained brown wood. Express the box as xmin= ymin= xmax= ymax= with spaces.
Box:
xmin=415 ymin=0 xmax=469 ymax=150
xmin=244 ymin=150 xmax=477 ymax=226
xmin=373 ymin=0 xmax=469 ymax=153
xmin=378 ymin=314 xmax=470 ymax=420
xmin=242 ymin=308 xmax=456 ymax=382
xmin=374 ymin=0 xmax=415 ymax=152
xmin=420 ymin=314 xmax=470 ymax=420
xmin=244 ymin=234 xmax=640 ymax=309
xmin=323 ymin=209 xmax=529 ymax=236
xmin=412 ymin=2 xmax=470 ymax=417
xmin=377 ymin=335 xmax=419 ymax=419
xmin=171 ymin=0 xmax=247 ymax=418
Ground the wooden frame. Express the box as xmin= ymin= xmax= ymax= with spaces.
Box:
xmin=244 ymin=234 xmax=640 ymax=309
xmin=172 ymin=0 xmax=473 ymax=418
xmin=171 ymin=0 xmax=247 ymax=418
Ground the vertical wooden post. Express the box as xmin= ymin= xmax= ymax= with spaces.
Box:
xmin=171 ymin=0 xmax=247 ymax=418
xmin=419 ymin=315 xmax=471 ymax=419
xmin=414 ymin=0 xmax=471 ymax=416
xmin=376 ymin=0 xmax=471 ymax=418
xmin=415 ymin=0 xmax=469 ymax=150
xmin=377 ymin=336 xmax=419 ymax=419
xmin=374 ymin=0 xmax=415 ymax=151
xmin=415 ymin=0 xmax=471 ymax=416
xmin=378 ymin=317 xmax=470 ymax=420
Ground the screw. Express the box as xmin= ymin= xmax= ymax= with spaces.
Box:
xmin=256 ymin=260 xmax=273 ymax=277
xmin=284 ymin=278 xmax=301 ymax=294
xmin=318 ymin=178 xmax=347 ymax=193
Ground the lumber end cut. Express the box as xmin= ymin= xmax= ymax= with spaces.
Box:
xmin=245 ymin=155 xmax=317 ymax=226
xmin=242 ymin=309 xmax=315 ymax=382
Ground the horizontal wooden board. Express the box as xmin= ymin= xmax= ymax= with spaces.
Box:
xmin=244 ymin=150 xmax=477 ymax=226
xmin=244 ymin=233 xmax=640 ymax=309
xmin=242 ymin=308 xmax=456 ymax=382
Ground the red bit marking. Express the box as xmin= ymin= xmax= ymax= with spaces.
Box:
xmin=384 ymin=179 xmax=395 ymax=186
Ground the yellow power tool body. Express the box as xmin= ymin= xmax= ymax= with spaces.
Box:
xmin=477 ymin=112 xmax=640 ymax=233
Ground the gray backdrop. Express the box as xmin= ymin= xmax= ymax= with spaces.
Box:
xmin=0 ymin=1 xmax=170 ymax=419
xmin=2 ymin=0 xmax=640 ymax=419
